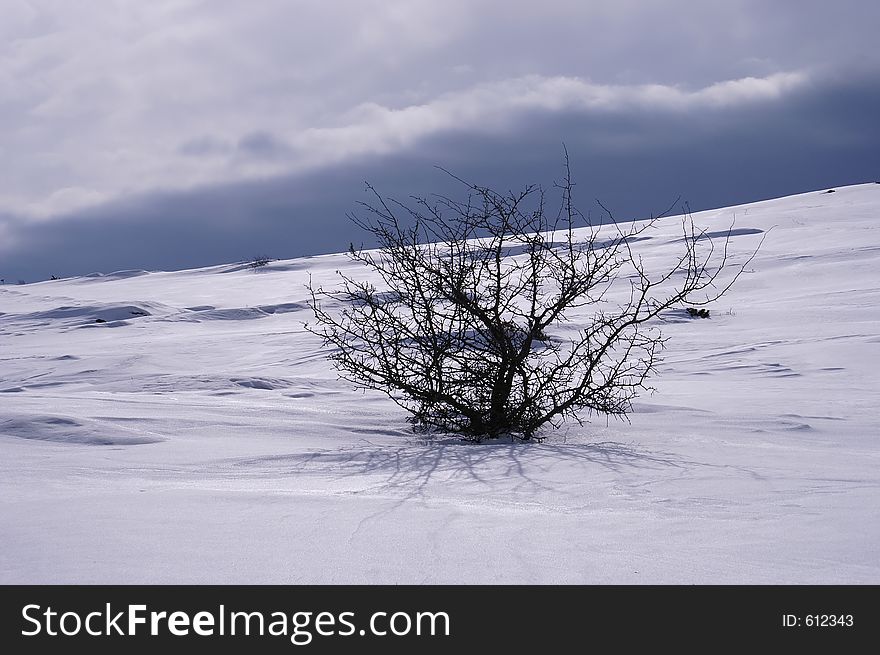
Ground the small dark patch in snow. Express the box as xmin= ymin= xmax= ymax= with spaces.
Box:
xmin=660 ymin=308 xmax=714 ymax=323
xmin=256 ymin=302 xmax=308 ymax=314
xmin=42 ymin=417 xmax=78 ymax=426
xmin=782 ymin=413 xmax=845 ymax=422
xmin=701 ymin=227 xmax=764 ymax=240
xmin=231 ymin=377 xmax=286 ymax=390
xmin=176 ymin=307 xmax=268 ymax=321
xmin=669 ymin=228 xmax=763 ymax=245
xmin=80 ymin=320 xmax=131 ymax=328
xmin=92 ymin=416 xmax=161 ymax=424
xmin=785 ymin=422 xmax=814 ymax=431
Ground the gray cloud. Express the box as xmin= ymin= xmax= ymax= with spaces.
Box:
xmin=236 ymin=131 xmax=293 ymax=160
xmin=3 ymin=68 xmax=878 ymax=282
xmin=178 ymin=136 xmax=232 ymax=158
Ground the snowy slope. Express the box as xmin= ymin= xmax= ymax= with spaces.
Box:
xmin=1 ymin=184 xmax=879 ymax=584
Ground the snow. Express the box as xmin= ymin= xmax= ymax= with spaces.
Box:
xmin=1 ymin=183 xmax=879 ymax=583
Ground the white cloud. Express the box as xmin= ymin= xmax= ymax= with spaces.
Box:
xmin=41 ymin=187 xmax=110 ymax=217
xmin=251 ymin=71 xmax=813 ymax=173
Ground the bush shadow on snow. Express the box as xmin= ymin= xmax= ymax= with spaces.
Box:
xmin=229 ymin=440 xmax=692 ymax=497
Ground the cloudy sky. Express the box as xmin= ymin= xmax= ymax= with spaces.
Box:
xmin=2 ymin=0 xmax=879 ymax=281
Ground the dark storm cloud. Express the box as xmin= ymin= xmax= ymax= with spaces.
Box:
xmin=3 ymin=69 xmax=878 ymax=283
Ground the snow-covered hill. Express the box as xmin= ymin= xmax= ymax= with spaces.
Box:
xmin=2 ymin=184 xmax=879 ymax=583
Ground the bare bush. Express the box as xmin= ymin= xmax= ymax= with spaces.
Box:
xmin=307 ymin=153 xmax=761 ymax=441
